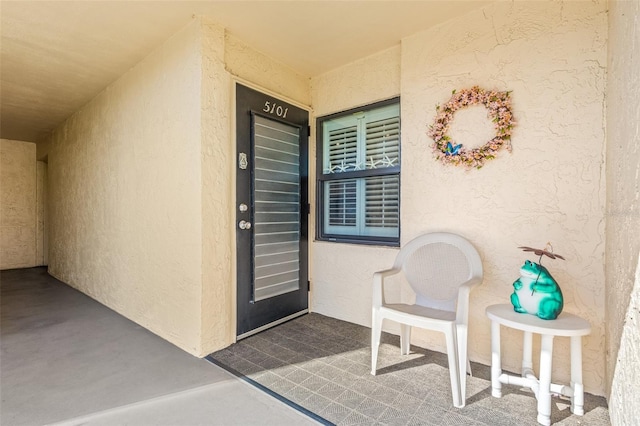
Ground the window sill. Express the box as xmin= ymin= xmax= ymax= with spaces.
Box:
xmin=314 ymin=236 xmax=400 ymax=248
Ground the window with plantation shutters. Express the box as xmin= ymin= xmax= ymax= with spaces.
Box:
xmin=317 ymin=99 xmax=400 ymax=245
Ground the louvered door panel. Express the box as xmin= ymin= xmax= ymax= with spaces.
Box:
xmin=253 ymin=116 xmax=301 ymax=301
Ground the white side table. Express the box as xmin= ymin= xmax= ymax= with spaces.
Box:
xmin=485 ymin=304 xmax=591 ymax=426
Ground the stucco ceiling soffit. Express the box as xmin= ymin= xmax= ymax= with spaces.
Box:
xmin=0 ymin=1 xmax=489 ymax=143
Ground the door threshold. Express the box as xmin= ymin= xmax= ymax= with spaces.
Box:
xmin=237 ymin=309 xmax=308 ymax=340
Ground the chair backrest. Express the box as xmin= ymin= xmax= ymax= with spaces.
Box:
xmin=394 ymin=232 xmax=483 ymax=311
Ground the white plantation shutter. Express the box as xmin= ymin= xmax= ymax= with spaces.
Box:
xmin=365 ymin=117 xmax=400 ymax=168
xmin=320 ymin=101 xmax=400 ymax=241
xmin=327 ymin=126 xmax=358 ymax=172
xmin=365 ymin=175 xmax=399 ymax=229
xmin=327 ymin=179 xmax=357 ymax=227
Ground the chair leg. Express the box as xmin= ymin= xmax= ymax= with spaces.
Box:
xmin=445 ymin=326 xmax=463 ymax=408
xmin=371 ymin=310 xmax=383 ymax=375
xmin=456 ymin=325 xmax=468 ymax=405
xmin=400 ymin=324 xmax=411 ymax=355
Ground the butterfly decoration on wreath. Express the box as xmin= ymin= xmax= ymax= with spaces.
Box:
xmin=428 ymin=86 xmax=515 ymax=169
xmin=445 ymin=142 xmax=462 ymax=156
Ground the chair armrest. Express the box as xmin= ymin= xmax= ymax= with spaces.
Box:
xmin=373 ymin=268 xmax=401 ymax=308
xmin=455 ymin=277 xmax=483 ymax=325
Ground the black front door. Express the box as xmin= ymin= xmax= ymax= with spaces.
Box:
xmin=235 ymin=83 xmax=309 ymax=338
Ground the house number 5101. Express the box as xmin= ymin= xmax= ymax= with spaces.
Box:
xmin=263 ymin=101 xmax=288 ymax=118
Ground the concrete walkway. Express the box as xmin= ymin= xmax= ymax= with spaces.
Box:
xmin=1 ymin=267 xmax=318 ymax=426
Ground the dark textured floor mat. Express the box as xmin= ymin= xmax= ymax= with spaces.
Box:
xmin=208 ymin=313 xmax=609 ymax=426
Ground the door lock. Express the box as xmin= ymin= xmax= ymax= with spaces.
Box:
xmin=238 ymin=203 xmax=248 ymax=212
xmin=238 ymin=220 xmax=252 ymax=230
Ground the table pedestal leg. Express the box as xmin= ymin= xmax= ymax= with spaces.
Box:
xmin=522 ymin=331 xmax=533 ymax=375
xmin=537 ymin=334 xmax=554 ymax=426
xmin=491 ymin=320 xmax=502 ymax=398
xmin=570 ymin=336 xmax=584 ymax=415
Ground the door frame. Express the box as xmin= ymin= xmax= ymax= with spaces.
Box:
xmin=231 ymin=78 xmax=312 ymax=340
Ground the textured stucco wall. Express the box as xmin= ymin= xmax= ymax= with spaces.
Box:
xmin=402 ymin=1 xmax=607 ymax=395
xmin=199 ymin=19 xmax=233 ymax=356
xmin=48 ymin=20 xmax=206 ymax=354
xmin=311 ymin=1 xmax=608 ymax=395
xmin=36 ymin=161 xmax=47 ymax=265
xmin=1 ymin=139 xmax=37 ymax=269
xmin=310 ymin=47 xmax=401 ymax=320
xmin=45 ymin=15 xmax=314 ymax=356
xmin=606 ymin=0 xmax=640 ymax=422
xmin=225 ymin=34 xmax=311 ymax=105
xmin=36 ymin=138 xmax=51 ymax=161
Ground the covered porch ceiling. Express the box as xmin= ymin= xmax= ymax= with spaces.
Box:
xmin=1 ymin=1 xmax=490 ymax=144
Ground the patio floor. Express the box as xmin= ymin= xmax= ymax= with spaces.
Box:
xmin=1 ymin=267 xmax=610 ymax=426
xmin=0 ymin=267 xmax=316 ymax=426
xmin=209 ymin=313 xmax=610 ymax=426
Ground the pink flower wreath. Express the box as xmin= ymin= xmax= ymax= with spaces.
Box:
xmin=428 ymin=86 xmax=515 ymax=169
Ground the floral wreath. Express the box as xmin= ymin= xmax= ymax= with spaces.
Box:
xmin=428 ymin=86 xmax=515 ymax=169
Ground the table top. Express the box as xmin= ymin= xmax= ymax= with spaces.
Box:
xmin=486 ymin=304 xmax=591 ymax=336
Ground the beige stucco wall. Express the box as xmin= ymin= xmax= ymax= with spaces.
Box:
xmin=311 ymin=0 xmax=608 ymax=395
xmin=1 ymin=139 xmax=37 ymax=269
xmin=44 ymin=14 xmax=312 ymax=356
xmin=36 ymin=160 xmax=47 ymax=265
xmin=310 ymin=46 xmax=401 ymax=318
xmin=402 ymin=1 xmax=608 ymax=395
xmin=606 ymin=0 xmax=640 ymax=422
xmin=36 ymin=138 xmax=51 ymax=161
xmin=199 ymin=19 xmax=234 ymax=356
xmin=225 ymin=34 xmax=311 ymax=106
xmin=48 ymin=19 xmax=207 ymax=354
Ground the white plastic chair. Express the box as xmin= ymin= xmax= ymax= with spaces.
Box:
xmin=370 ymin=232 xmax=483 ymax=408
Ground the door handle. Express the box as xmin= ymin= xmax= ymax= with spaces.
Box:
xmin=238 ymin=220 xmax=252 ymax=230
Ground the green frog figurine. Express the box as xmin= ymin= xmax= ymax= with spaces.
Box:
xmin=511 ymin=260 xmax=563 ymax=320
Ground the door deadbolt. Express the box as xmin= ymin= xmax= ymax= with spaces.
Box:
xmin=238 ymin=220 xmax=252 ymax=230
xmin=238 ymin=203 xmax=248 ymax=212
